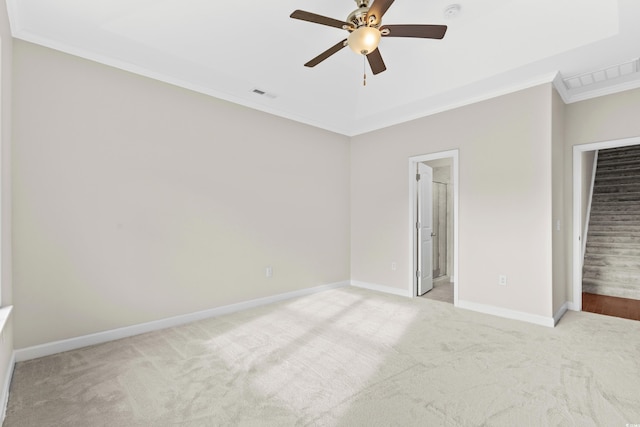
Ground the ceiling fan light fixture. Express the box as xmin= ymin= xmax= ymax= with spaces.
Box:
xmin=347 ymin=26 xmax=381 ymax=55
xmin=290 ymin=0 xmax=448 ymax=75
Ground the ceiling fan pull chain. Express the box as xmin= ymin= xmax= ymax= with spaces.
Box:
xmin=363 ymin=55 xmax=367 ymax=86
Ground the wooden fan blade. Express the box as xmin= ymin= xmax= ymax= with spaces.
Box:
xmin=366 ymin=0 xmax=395 ymax=25
xmin=366 ymin=48 xmax=387 ymax=75
xmin=380 ymin=24 xmax=447 ymax=39
xmin=290 ymin=10 xmax=350 ymax=30
xmin=304 ymin=39 xmax=348 ymax=67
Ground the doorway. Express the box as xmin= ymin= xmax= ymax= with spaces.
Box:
xmin=409 ymin=150 xmax=459 ymax=305
xmin=572 ymin=136 xmax=640 ymax=311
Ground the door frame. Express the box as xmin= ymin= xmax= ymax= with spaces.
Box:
xmin=409 ymin=149 xmax=459 ymax=304
xmin=572 ymin=136 xmax=640 ymax=311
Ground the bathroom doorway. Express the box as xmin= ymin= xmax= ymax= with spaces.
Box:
xmin=409 ymin=150 xmax=458 ymax=305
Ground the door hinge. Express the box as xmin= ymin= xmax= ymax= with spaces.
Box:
xmin=416 ymin=173 xmax=421 ymax=181
xmin=416 ymin=270 xmax=421 ymax=278
xmin=416 ymin=221 xmax=421 ymax=229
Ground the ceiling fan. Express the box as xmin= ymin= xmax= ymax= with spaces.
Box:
xmin=290 ymin=0 xmax=448 ymax=76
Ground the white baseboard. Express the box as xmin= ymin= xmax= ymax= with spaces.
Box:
xmin=350 ymin=281 xmax=412 ymax=298
xmin=0 ymin=306 xmax=14 ymax=424
xmin=15 ymin=281 xmax=350 ymax=362
xmin=567 ymin=301 xmax=579 ymax=311
xmin=553 ymin=302 xmax=569 ymax=326
xmin=457 ymin=299 xmax=556 ymax=328
xmin=1 ymin=351 xmax=15 ymax=423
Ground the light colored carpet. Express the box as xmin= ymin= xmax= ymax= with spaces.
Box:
xmin=5 ymin=287 xmax=640 ymax=426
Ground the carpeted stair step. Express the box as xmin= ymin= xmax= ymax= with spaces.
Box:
xmin=596 ymin=169 xmax=640 ymax=180
xmin=582 ymin=278 xmax=640 ymax=299
xmin=596 ymin=153 xmax=640 ymax=163
xmin=597 ymin=164 xmax=640 ymax=174
xmin=587 ymin=234 xmax=640 ymax=244
xmin=583 ymin=265 xmax=640 ymax=282
xmin=588 ymin=226 xmax=640 ymax=234
xmin=588 ymin=212 xmax=640 ymax=222
xmin=597 ymin=145 xmax=640 ymax=155
xmin=585 ymin=242 xmax=640 ymax=257
xmin=592 ymin=192 xmax=640 ymax=203
xmin=595 ymin=175 xmax=640 ymax=186
xmin=590 ymin=202 xmax=640 ymax=212
xmin=589 ymin=225 xmax=640 ymax=235
xmin=593 ymin=183 xmax=640 ymax=194
xmin=597 ymin=148 xmax=640 ymax=160
xmin=597 ymin=146 xmax=640 ymax=157
xmin=599 ymin=144 xmax=640 ymax=155
xmin=588 ymin=218 xmax=640 ymax=226
xmin=583 ymin=253 xmax=640 ymax=269
xmin=596 ymin=158 xmax=640 ymax=168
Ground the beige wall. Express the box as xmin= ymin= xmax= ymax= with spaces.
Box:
xmin=351 ymin=84 xmax=555 ymax=318
xmin=565 ymin=87 xmax=640 ymax=144
xmin=552 ymin=89 xmax=566 ymax=314
xmin=12 ymin=41 xmax=351 ymax=349
xmin=564 ymin=87 xmax=640 ymax=303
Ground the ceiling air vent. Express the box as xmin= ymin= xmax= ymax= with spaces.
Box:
xmin=251 ymin=88 xmax=277 ymax=99
xmin=557 ymin=58 xmax=640 ymax=103
xmin=563 ymin=59 xmax=640 ymax=90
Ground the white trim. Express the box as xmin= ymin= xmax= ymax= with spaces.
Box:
xmin=581 ymin=150 xmax=599 ymax=267
xmin=0 ymin=307 xmax=15 ymax=423
xmin=457 ymin=299 xmax=555 ymax=328
xmin=350 ymin=281 xmax=412 ymax=298
xmin=553 ymin=302 xmax=569 ymax=326
xmin=552 ymin=70 xmax=640 ymax=105
xmin=14 ymin=281 xmax=349 ymax=362
xmin=567 ymin=301 xmax=579 ymax=311
xmin=0 ymin=352 xmax=14 ymax=423
xmin=409 ymin=150 xmax=459 ymax=306
xmin=552 ymin=72 xmax=571 ymax=104
xmin=572 ymin=136 xmax=640 ymax=311
xmin=564 ymin=75 xmax=640 ymax=104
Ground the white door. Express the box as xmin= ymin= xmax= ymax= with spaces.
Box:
xmin=417 ymin=163 xmax=434 ymax=295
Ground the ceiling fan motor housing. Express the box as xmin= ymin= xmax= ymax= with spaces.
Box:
xmin=347 ymin=6 xmax=372 ymax=29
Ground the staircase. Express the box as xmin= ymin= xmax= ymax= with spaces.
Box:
xmin=583 ymin=145 xmax=640 ymax=300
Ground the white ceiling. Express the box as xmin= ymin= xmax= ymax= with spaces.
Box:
xmin=7 ymin=0 xmax=640 ymax=135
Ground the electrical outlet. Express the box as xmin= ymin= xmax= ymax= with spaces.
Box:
xmin=498 ymin=275 xmax=507 ymax=286
xmin=265 ymin=266 xmax=273 ymax=278
xmin=391 ymin=262 xmax=397 ymax=271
